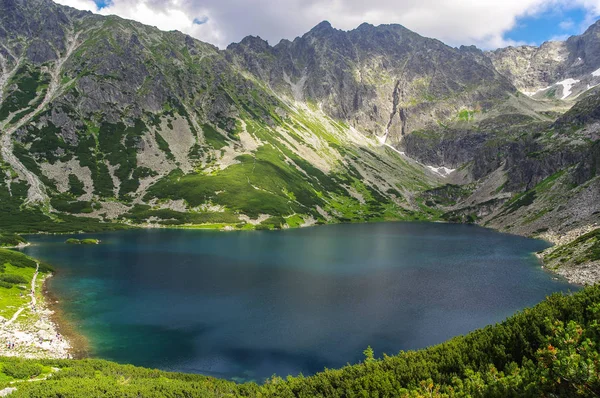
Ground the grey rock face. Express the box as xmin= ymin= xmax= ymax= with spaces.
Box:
xmin=565 ymin=21 xmax=600 ymax=76
xmin=402 ymin=129 xmax=491 ymax=168
xmin=487 ymin=20 xmax=600 ymax=99
xmin=486 ymin=42 xmax=568 ymax=93
xmin=228 ymin=21 xmax=515 ymax=143
xmin=0 ymin=0 xmax=87 ymax=62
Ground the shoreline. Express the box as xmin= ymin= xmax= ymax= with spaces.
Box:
xmin=0 ymin=242 xmax=31 ymax=249
xmin=536 ymin=251 xmax=600 ymax=287
xmin=43 ymin=277 xmax=90 ymax=359
xmin=8 ymin=218 xmax=588 ymax=365
xmin=534 ymin=224 xmax=600 ymax=286
xmin=0 ymin=272 xmax=73 ymax=360
xmin=535 ymin=252 xmax=582 ymax=286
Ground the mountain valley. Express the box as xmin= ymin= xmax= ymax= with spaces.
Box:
xmin=0 ymin=0 xmax=598 ymax=282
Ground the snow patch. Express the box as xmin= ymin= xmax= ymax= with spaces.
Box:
xmin=377 ymin=127 xmax=394 ymax=146
xmin=556 ymin=78 xmax=580 ymax=99
xmin=384 ymin=143 xmax=405 ymax=156
xmin=592 ymin=67 xmax=600 ymax=77
xmin=380 ymin=141 xmax=455 ymax=178
xmin=586 ymin=83 xmax=600 ymax=92
xmin=522 ymin=85 xmax=552 ymax=97
xmin=523 ymin=77 xmax=580 ymax=99
xmin=426 ymin=165 xmax=456 ymax=177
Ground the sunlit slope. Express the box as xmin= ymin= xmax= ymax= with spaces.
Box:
xmin=0 ymin=1 xmax=439 ymax=231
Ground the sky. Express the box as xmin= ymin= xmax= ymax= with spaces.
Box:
xmin=53 ymin=0 xmax=600 ymax=49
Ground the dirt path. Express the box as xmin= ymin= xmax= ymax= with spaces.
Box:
xmin=30 ymin=263 xmax=39 ymax=307
xmin=0 ymin=46 xmax=21 ymax=108
xmin=0 ymin=29 xmax=82 ymax=205
xmin=3 ymin=263 xmax=39 ymax=327
xmin=0 ymin=54 xmax=8 ymax=105
xmin=0 ymin=367 xmax=60 ymax=396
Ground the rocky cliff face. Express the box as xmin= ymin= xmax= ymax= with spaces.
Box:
xmin=413 ymin=90 xmax=600 ymax=284
xmin=0 ymin=0 xmax=444 ymax=232
xmin=227 ymin=21 xmax=515 ymax=146
xmin=487 ymin=20 xmax=600 ymax=100
xmin=486 ymin=42 xmax=569 ymax=94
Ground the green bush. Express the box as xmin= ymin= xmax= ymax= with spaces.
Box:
xmin=0 ymin=281 xmax=13 ymax=289
xmin=0 ymin=274 xmax=27 ymax=284
xmin=66 ymin=238 xmax=99 ymax=245
xmin=68 ymin=174 xmax=86 ymax=197
xmin=0 ymin=250 xmax=36 ymax=270
xmin=0 ymin=232 xmax=27 ymax=247
xmin=2 ymin=360 xmax=43 ymax=379
xmin=0 ymin=249 xmax=53 ymax=273
xmin=51 ymin=196 xmax=94 ymax=214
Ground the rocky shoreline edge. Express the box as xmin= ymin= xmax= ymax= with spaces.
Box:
xmin=535 ymin=224 xmax=600 ymax=286
xmin=43 ymin=277 xmax=89 ymax=359
xmin=0 ymin=271 xmax=86 ymax=360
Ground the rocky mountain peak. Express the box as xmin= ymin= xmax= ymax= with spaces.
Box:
xmin=227 ymin=35 xmax=271 ymax=51
xmin=308 ymin=20 xmax=334 ymax=34
xmin=583 ymin=18 xmax=600 ymax=33
xmin=487 ymin=19 xmax=600 ymax=99
xmin=356 ymin=22 xmax=375 ymax=30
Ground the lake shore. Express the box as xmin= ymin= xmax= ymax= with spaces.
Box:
xmin=0 ymin=272 xmax=75 ymax=360
xmin=19 ymin=223 xmax=575 ymax=378
xmin=12 ymin=219 xmax=589 ymax=366
xmin=0 ymin=242 xmax=31 ymax=249
xmin=43 ymin=277 xmax=90 ymax=359
xmin=535 ymin=223 xmax=600 ymax=286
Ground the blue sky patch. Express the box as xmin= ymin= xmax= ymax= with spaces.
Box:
xmin=504 ymin=7 xmax=590 ymax=45
xmin=193 ymin=16 xmax=209 ymax=25
xmin=93 ymin=0 xmax=112 ymax=10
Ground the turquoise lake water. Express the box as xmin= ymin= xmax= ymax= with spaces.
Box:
xmin=22 ymin=222 xmax=576 ymax=382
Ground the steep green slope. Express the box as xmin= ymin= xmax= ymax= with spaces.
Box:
xmin=0 ymin=0 xmax=443 ymax=233
xmin=1 ymin=285 xmax=599 ymax=397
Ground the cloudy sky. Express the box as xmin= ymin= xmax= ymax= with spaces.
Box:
xmin=54 ymin=0 xmax=600 ymax=49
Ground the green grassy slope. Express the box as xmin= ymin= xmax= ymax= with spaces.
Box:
xmin=0 ymin=249 xmax=53 ymax=321
xmin=0 ymin=12 xmax=440 ymax=233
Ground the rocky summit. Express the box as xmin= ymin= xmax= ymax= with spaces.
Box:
xmin=0 ymin=0 xmax=599 ymax=281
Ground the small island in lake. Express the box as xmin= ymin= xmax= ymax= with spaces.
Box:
xmin=65 ymin=238 xmax=101 ymax=245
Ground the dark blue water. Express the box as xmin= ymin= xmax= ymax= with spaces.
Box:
xmin=22 ymin=222 xmax=575 ymax=382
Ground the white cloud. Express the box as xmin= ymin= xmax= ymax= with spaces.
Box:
xmin=53 ymin=0 xmax=600 ymax=49
xmin=55 ymin=0 xmax=97 ymax=12
xmin=559 ymin=18 xmax=574 ymax=30
xmin=548 ymin=33 xmax=571 ymax=41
